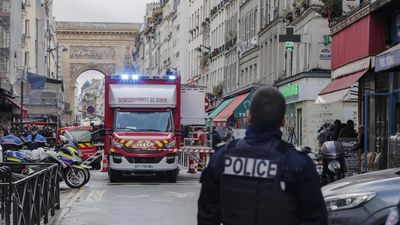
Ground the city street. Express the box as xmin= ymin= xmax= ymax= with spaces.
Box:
xmin=53 ymin=169 xmax=201 ymax=225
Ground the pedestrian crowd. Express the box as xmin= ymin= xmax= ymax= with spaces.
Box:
xmin=317 ymin=119 xmax=361 ymax=146
xmin=0 ymin=125 xmax=57 ymax=148
xmin=0 ymin=125 xmax=56 ymax=139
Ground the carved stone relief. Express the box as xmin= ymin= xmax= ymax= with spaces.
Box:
xmin=98 ymin=64 xmax=116 ymax=74
xmin=70 ymin=63 xmax=115 ymax=75
xmin=70 ymin=46 xmax=116 ymax=60
xmin=57 ymin=33 xmax=136 ymax=41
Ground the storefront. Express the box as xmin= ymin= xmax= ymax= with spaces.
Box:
xmin=0 ymin=94 xmax=29 ymax=127
xmin=278 ymin=73 xmax=358 ymax=149
xmin=318 ymin=8 xmax=388 ymax=171
xmin=207 ymin=97 xmax=234 ymax=127
xmin=207 ymin=87 xmax=259 ymax=139
xmin=367 ymin=43 xmax=400 ymax=169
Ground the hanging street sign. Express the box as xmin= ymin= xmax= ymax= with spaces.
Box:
xmin=279 ymin=27 xmax=301 ymax=51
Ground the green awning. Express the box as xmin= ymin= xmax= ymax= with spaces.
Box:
xmin=233 ymin=89 xmax=257 ymax=118
xmin=208 ymin=97 xmax=235 ymax=119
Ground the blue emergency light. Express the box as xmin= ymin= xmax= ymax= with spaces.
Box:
xmin=111 ymin=73 xmax=178 ymax=81
xmin=121 ymin=74 xmax=129 ymax=80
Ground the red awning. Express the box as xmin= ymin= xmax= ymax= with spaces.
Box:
xmin=316 ymin=70 xmax=367 ymax=104
xmin=213 ymin=92 xmax=250 ymax=122
xmin=1 ymin=95 xmax=29 ymax=117
xmin=319 ymin=70 xmax=367 ymax=95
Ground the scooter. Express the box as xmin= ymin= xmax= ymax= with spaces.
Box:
xmin=319 ymin=141 xmax=347 ymax=185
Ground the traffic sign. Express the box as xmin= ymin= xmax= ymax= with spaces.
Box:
xmin=205 ymin=98 xmax=211 ymax=111
xmin=87 ymin=105 xmax=95 ymax=114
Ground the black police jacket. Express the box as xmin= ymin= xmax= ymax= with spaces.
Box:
xmin=197 ymin=124 xmax=328 ymax=225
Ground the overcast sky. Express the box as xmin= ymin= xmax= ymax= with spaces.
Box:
xmin=53 ymin=0 xmax=155 ymax=23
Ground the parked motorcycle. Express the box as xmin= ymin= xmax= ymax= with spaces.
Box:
xmin=319 ymin=141 xmax=347 ymax=185
xmin=0 ymin=134 xmax=34 ymax=174
xmin=3 ymin=137 xmax=90 ymax=188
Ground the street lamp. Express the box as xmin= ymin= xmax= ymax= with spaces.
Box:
xmin=48 ymin=43 xmax=68 ymax=80
xmin=195 ymin=44 xmax=210 ymax=53
xmin=16 ymin=66 xmax=28 ymax=133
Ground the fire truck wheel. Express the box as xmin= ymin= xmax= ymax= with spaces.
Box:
xmin=108 ymin=168 xmax=122 ymax=183
xmin=167 ymin=169 xmax=178 ymax=183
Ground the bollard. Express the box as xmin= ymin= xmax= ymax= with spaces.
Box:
xmin=100 ymin=155 xmax=109 ymax=172
xmin=187 ymin=159 xmax=197 ymax=174
xmin=197 ymin=153 xmax=207 ymax=171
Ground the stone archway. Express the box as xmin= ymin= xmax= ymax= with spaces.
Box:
xmin=56 ymin=22 xmax=141 ymax=124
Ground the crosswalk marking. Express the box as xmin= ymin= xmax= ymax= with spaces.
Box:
xmin=165 ymin=191 xmax=196 ymax=198
xmin=85 ymin=190 xmax=105 ymax=202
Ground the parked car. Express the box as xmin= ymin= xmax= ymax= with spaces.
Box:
xmin=322 ymin=168 xmax=400 ymax=225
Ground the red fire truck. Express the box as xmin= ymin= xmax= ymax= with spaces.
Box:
xmin=104 ymin=74 xmax=186 ymax=182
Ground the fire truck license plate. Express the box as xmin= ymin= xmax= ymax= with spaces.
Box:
xmin=134 ymin=164 xmax=154 ymax=169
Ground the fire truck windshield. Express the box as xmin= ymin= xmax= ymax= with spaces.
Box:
xmin=114 ymin=111 xmax=173 ymax=132
xmin=65 ymin=130 xmax=92 ymax=143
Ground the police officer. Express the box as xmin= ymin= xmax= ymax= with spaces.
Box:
xmin=24 ymin=126 xmax=47 ymax=150
xmin=198 ymin=86 xmax=328 ymax=225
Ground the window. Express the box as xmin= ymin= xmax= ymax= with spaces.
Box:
xmin=24 ymin=19 xmax=30 ymax=36
xmin=65 ymin=130 xmax=92 ymax=143
xmin=249 ymin=66 xmax=252 ymax=84
xmin=24 ymin=51 xmax=29 ymax=66
xmin=114 ymin=111 xmax=173 ymax=132
xmin=254 ymin=64 xmax=257 ymax=81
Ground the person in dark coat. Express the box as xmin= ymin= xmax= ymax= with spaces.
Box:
xmin=338 ymin=120 xmax=357 ymax=139
xmin=211 ymin=126 xmax=221 ymax=150
xmin=198 ymin=86 xmax=328 ymax=225
xmin=333 ymin=119 xmax=342 ymax=140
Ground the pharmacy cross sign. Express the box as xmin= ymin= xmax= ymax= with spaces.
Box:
xmin=279 ymin=27 xmax=301 ymax=51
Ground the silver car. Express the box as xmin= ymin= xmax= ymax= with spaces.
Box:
xmin=322 ymin=168 xmax=400 ymax=225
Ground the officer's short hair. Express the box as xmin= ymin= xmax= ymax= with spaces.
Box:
xmin=250 ymin=86 xmax=286 ymax=128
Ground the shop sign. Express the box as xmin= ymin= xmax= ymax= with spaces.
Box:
xmin=320 ymin=49 xmax=331 ymax=60
xmin=285 ymin=42 xmax=294 ymax=51
xmin=234 ymin=89 xmax=257 ymax=118
xmin=338 ymin=138 xmax=359 ymax=177
xmin=376 ymin=49 xmax=400 ymax=72
xmin=281 ymin=83 xmax=299 ymax=98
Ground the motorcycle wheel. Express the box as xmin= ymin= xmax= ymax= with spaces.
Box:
xmin=82 ymin=168 xmax=90 ymax=185
xmin=64 ymin=167 xmax=86 ymax=188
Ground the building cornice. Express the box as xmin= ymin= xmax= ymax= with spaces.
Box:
xmin=223 ymin=83 xmax=264 ymax=99
xmin=274 ymin=69 xmax=331 ymax=86
xmin=330 ymin=4 xmax=370 ymax=35
xmin=56 ymin=21 xmax=141 ymax=33
xmin=259 ymin=18 xmax=284 ymax=36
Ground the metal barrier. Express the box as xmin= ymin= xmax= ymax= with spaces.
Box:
xmin=178 ymin=152 xmax=209 ymax=170
xmin=178 ymin=152 xmax=190 ymax=168
xmin=0 ymin=163 xmax=60 ymax=225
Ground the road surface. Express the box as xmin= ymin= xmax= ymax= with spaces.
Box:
xmin=53 ymin=169 xmax=202 ymax=225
